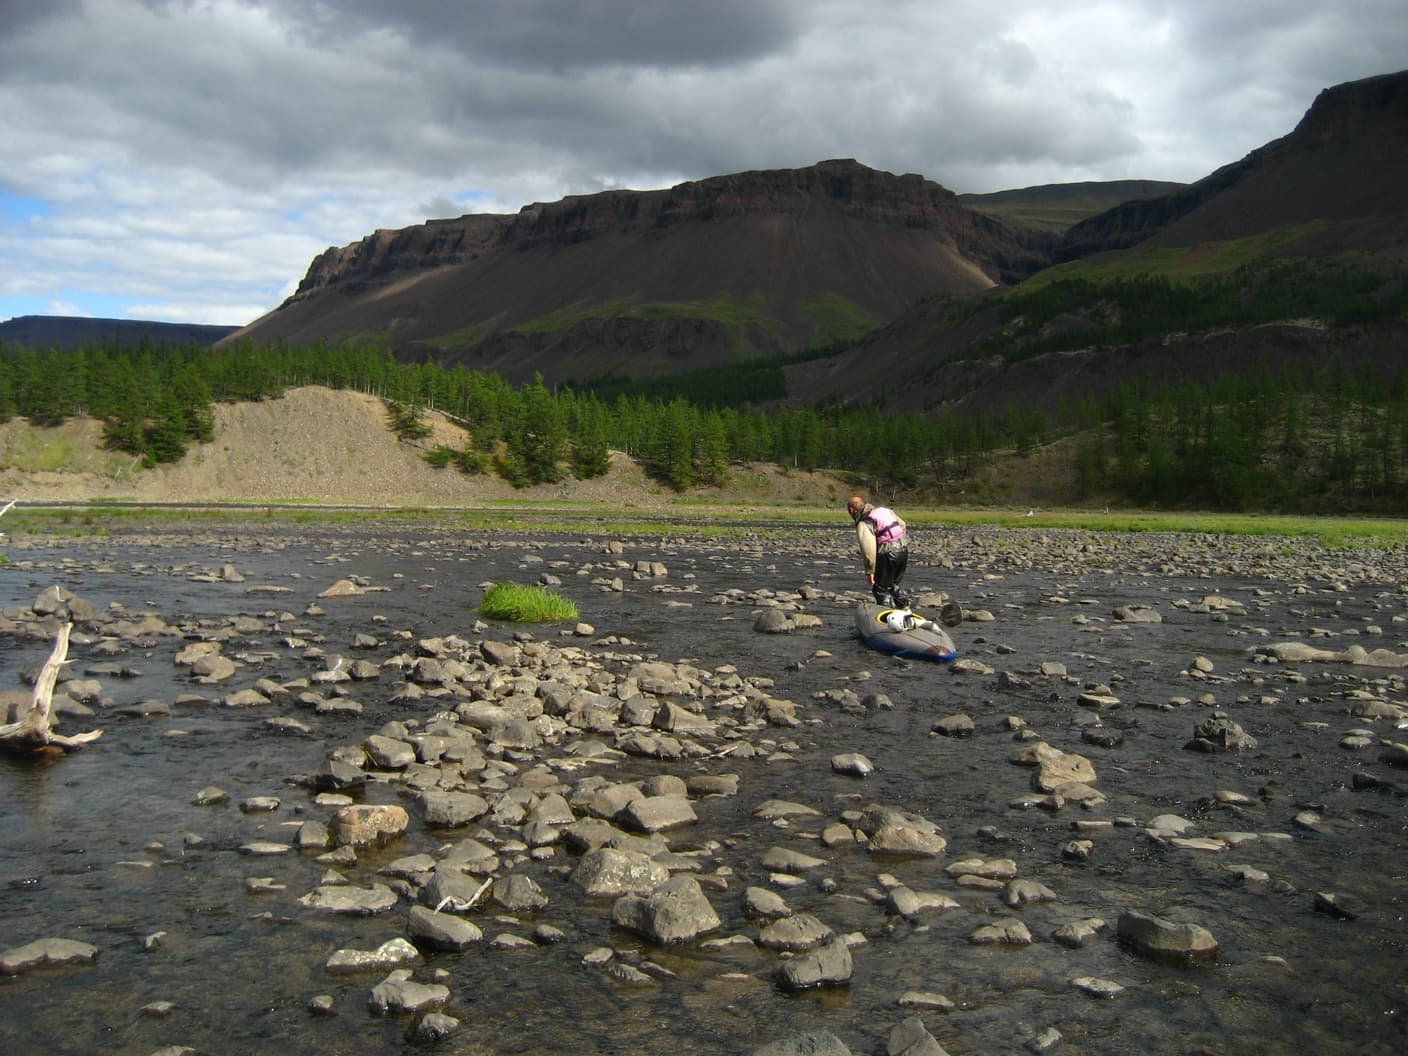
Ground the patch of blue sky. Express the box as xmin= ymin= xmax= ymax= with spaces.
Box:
xmin=0 ymin=295 xmax=50 ymax=322
xmin=0 ymin=291 xmax=129 ymax=322
xmin=73 ymin=292 xmax=131 ymax=318
xmin=283 ymin=197 xmax=328 ymax=224
xmin=0 ymin=189 xmax=53 ymax=226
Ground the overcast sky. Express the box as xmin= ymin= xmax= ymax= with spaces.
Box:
xmin=1 ymin=0 xmax=1403 ymax=327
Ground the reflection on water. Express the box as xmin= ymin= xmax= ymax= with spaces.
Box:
xmin=1 ymin=521 xmax=1405 ymax=1055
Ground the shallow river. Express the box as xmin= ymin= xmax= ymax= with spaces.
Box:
xmin=1 ymin=516 xmax=1405 ymax=1055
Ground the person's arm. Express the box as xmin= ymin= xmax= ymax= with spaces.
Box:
xmin=856 ymin=520 xmax=878 ymax=577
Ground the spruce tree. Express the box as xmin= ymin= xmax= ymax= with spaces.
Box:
xmin=571 ymin=400 xmax=612 ymax=479
xmin=143 ymin=389 xmax=189 ymax=465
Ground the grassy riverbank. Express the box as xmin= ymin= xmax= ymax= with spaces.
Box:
xmin=3 ymin=501 xmax=1403 ymax=550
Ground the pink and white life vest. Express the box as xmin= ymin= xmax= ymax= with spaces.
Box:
xmin=867 ymin=506 xmax=905 ymax=545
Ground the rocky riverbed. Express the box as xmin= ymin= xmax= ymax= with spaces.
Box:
xmin=1 ymin=517 xmax=1406 ymax=1056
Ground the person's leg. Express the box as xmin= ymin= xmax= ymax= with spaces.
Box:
xmin=872 ymin=549 xmax=906 ymax=608
xmin=888 ymin=546 xmax=910 ymax=607
xmin=872 ymin=551 xmax=899 ymax=606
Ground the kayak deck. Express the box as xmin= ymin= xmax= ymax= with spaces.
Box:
xmin=853 ymin=602 xmax=957 ymax=662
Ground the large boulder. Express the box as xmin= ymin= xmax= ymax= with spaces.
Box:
xmin=416 ymin=790 xmax=490 ymax=828
xmin=1185 ymin=716 xmax=1257 ymax=753
xmin=857 ymin=805 xmax=947 ymax=857
xmin=330 ymin=804 xmax=409 ymax=847
xmin=618 ymin=794 xmax=697 ymax=833
xmin=775 ymin=936 xmax=853 ymax=991
xmin=1117 ymin=909 xmax=1219 ymax=965
xmin=572 ymin=847 xmax=670 ymax=897
xmin=758 ymin=913 xmax=834 ymax=952
xmin=407 ymin=906 xmax=483 ymax=950
xmin=610 ymin=876 xmax=720 ymax=944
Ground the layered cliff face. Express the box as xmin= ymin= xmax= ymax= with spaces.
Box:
xmin=1058 ymin=70 xmax=1408 ymax=260
xmin=272 ymin=159 xmax=1053 ymax=320
xmin=288 ymin=213 xmax=511 ymax=302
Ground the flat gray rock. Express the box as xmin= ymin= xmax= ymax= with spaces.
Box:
xmin=299 ymin=882 xmax=398 ymax=915
xmin=1 ymin=937 xmax=100 ymax=975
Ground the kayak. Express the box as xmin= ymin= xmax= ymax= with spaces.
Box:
xmin=853 ymin=602 xmax=957 ymax=662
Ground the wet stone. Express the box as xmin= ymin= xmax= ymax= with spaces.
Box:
xmin=1052 ymin=917 xmax=1107 ymax=949
xmin=0 ymin=938 xmax=100 ymax=975
xmin=367 ymin=969 xmax=450 ymax=1014
xmin=325 ymin=937 xmax=421 ymax=975
xmin=831 ymin=752 xmax=875 ymax=776
xmin=931 ymin=714 xmax=975 ymax=737
xmin=758 ymin=913 xmax=834 ymax=952
xmin=887 ymin=1016 xmax=949 ymax=1056
xmin=969 ymin=918 xmax=1033 ymax=946
xmin=774 ymin=936 xmax=853 ymax=992
xmin=1117 ymin=909 xmax=1219 ymax=965
xmin=610 ymin=876 xmax=720 ymax=944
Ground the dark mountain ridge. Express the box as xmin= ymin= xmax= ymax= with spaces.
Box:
xmin=1057 ymin=70 xmax=1408 ymax=260
xmin=284 ymin=159 xmax=1054 ymax=303
xmin=224 ymin=159 xmax=1064 ymax=383
xmin=0 ymin=315 xmax=239 ymax=352
xmin=785 ymin=70 xmax=1408 ymax=416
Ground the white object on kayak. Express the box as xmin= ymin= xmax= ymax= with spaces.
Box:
xmin=883 ymin=609 xmax=913 ymax=633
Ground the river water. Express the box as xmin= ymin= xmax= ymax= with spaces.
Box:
xmin=1 ymin=516 xmax=1405 ymax=1055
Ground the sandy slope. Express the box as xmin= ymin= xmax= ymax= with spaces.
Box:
xmin=0 ymin=386 xmax=851 ymax=508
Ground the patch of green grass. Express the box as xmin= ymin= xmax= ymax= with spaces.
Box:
xmin=0 ymin=432 xmax=128 ymax=475
xmin=799 ymin=293 xmax=877 ymax=346
xmin=511 ymin=296 xmax=636 ymax=333
xmin=479 ymin=581 xmax=579 ymax=622
xmin=30 ymin=437 xmax=81 ymax=472
xmin=8 ymin=500 xmax=1400 ymax=551
xmin=417 ymin=314 xmax=506 ymax=348
xmin=511 ymin=293 xmax=777 ymax=335
xmin=1016 ymin=224 xmax=1328 ymax=292
xmin=966 ymin=203 xmax=1112 ymax=233
xmin=338 ymin=328 xmax=395 ymax=349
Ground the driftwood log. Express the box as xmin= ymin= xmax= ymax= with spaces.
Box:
xmin=0 ymin=623 xmax=104 ymax=754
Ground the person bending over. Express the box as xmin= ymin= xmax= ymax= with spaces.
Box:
xmin=846 ymin=494 xmax=910 ymax=607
